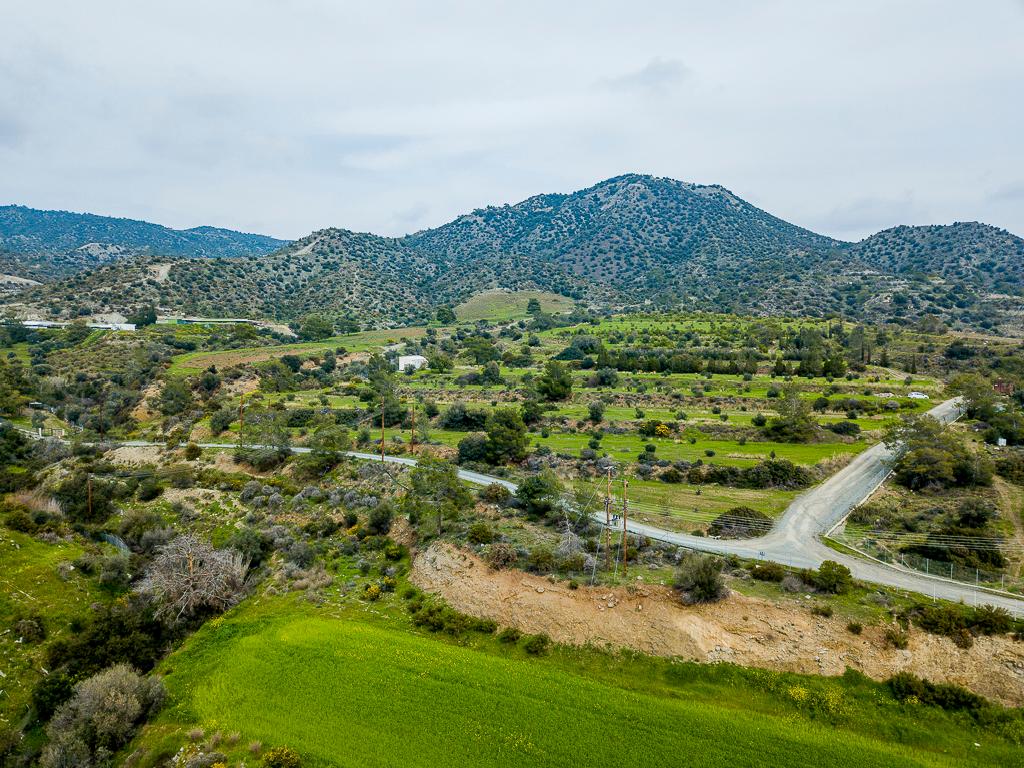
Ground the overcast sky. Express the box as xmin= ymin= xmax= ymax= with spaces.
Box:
xmin=1 ymin=1 xmax=1022 ymax=242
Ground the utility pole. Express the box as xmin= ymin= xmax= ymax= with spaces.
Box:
xmin=410 ymin=405 xmax=416 ymax=455
xmin=380 ymin=396 xmax=386 ymax=462
xmin=87 ymin=475 xmax=93 ymax=521
xmin=237 ymin=393 xmax=246 ymax=448
xmin=603 ymin=466 xmax=612 ymax=571
xmin=621 ymin=476 xmax=629 ymax=579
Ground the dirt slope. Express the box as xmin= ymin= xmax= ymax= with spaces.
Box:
xmin=412 ymin=542 xmax=1024 ymax=706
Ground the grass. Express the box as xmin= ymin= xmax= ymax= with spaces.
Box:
xmin=167 ymin=326 xmax=429 ymax=375
xmin=0 ymin=530 xmax=101 ymax=728
xmin=454 ymin=290 xmax=575 ymax=322
xmin=131 ymin=594 xmax=1017 ymax=768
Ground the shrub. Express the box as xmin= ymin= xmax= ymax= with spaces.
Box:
xmin=183 ymin=442 xmax=202 ymax=461
xmin=674 ymin=554 xmax=728 ymax=604
xmin=521 ymin=633 xmax=551 ymax=655
xmin=40 ymin=664 xmax=165 ymax=768
xmin=527 ymin=546 xmax=556 ymax=574
xmin=708 ymin=506 xmax=771 ymax=539
xmin=750 ymin=562 xmax=786 ymax=582
xmin=811 ymin=604 xmax=833 ymax=618
xmin=888 ymin=671 xmax=985 ymax=712
xmin=263 ymin=746 xmax=302 ymax=768
xmin=479 ymin=483 xmax=512 ymax=504
xmin=486 ymin=542 xmax=518 ymax=570
xmin=497 ymin=627 xmax=521 ymax=644
xmin=467 ymin=522 xmax=495 ymax=544
xmin=811 ymin=560 xmax=852 ymax=594
xmin=847 ymin=621 xmax=863 ymax=635
xmin=885 ymin=627 xmax=910 ymax=649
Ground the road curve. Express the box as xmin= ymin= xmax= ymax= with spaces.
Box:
xmin=85 ymin=398 xmax=1024 ymax=614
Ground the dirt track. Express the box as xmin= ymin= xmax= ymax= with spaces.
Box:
xmin=412 ymin=542 xmax=1024 ymax=705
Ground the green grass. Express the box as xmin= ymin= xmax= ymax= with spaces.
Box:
xmin=132 ymin=596 xmax=1017 ymax=768
xmin=454 ymin=290 xmax=575 ymax=322
xmin=0 ymin=530 xmax=102 ymax=727
xmin=167 ymin=326 xmax=429 ymax=375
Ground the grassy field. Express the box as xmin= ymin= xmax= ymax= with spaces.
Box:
xmin=130 ymin=595 xmax=1016 ymax=768
xmin=454 ymin=290 xmax=575 ymax=322
xmin=0 ymin=530 xmax=102 ymax=728
xmin=167 ymin=327 xmax=429 ymax=375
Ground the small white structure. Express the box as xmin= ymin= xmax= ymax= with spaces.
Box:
xmin=908 ymin=391 xmax=930 ymax=400
xmin=397 ymin=355 xmax=428 ymax=372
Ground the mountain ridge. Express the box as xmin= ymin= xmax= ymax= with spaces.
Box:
xmin=4 ymin=176 xmax=1023 ymax=333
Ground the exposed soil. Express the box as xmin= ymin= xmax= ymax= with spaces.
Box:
xmin=106 ymin=445 xmax=165 ymax=466
xmin=412 ymin=542 xmax=1024 ymax=706
xmin=130 ymin=382 xmax=162 ymax=422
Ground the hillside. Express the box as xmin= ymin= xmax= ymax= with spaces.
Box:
xmin=845 ymin=222 xmax=1024 ymax=294
xmin=21 ymin=228 xmax=589 ymax=326
xmin=0 ymin=205 xmax=287 ymax=277
xmin=5 ymin=176 xmax=1024 ymax=331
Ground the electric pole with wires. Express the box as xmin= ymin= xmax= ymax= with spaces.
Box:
xmin=621 ymin=476 xmax=629 ymax=579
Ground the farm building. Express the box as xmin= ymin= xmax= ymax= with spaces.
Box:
xmin=397 ymin=355 xmax=428 ymax=372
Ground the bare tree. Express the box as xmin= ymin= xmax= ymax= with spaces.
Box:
xmin=138 ymin=534 xmax=249 ymax=623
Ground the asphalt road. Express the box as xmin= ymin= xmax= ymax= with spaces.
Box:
xmin=79 ymin=396 xmax=1024 ymax=614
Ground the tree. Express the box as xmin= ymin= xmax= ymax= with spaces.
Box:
xmin=764 ymin=386 xmax=817 ymax=442
xmin=588 ymin=400 xmax=605 ymax=423
xmin=516 ymin=469 xmax=563 ymax=521
xmin=948 ymin=373 xmax=998 ymax=420
xmin=485 ymin=407 xmax=528 ymax=464
xmin=138 ymin=534 xmax=249 ymax=624
xmin=436 ymin=306 xmax=456 ymax=324
xmin=298 ymin=314 xmax=334 ymax=341
xmin=209 ymin=407 xmax=234 ymax=435
xmin=406 ymin=456 xmax=473 ymax=534
xmin=158 ymin=378 xmax=192 ymax=416
xmin=536 ymin=360 xmax=572 ymax=401
xmin=128 ymin=305 xmax=157 ymax=327
xmin=526 ymin=297 xmax=542 ymax=315
xmin=812 ymin=560 xmax=852 ymax=594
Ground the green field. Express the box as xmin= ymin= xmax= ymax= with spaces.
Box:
xmin=0 ymin=530 xmax=102 ymax=727
xmin=132 ymin=597 xmax=1016 ymax=768
xmin=455 ymin=290 xmax=575 ymax=322
xmin=167 ymin=326 xmax=429 ymax=375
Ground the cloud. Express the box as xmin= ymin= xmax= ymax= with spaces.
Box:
xmin=989 ymin=181 xmax=1024 ymax=202
xmin=600 ymin=57 xmax=691 ymax=93
xmin=809 ymin=195 xmax=926 ymax=242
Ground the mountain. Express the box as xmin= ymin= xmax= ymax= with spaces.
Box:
xmin=6 ymin=176 xmax=1023 ymax=332
xmin=845 ymin=222 xmax=1024 ymax=295
xmin=406 ymin=174 xmax=842 ymax=310
xmin=0 ymin=205 xmax=288 ymax=277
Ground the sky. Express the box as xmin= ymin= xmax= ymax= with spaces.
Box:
xmin=1 ymin=1 xmax=1022 ymax=242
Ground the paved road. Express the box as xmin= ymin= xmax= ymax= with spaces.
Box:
xmin=65 ymin=398 xmax=1024 ymax=614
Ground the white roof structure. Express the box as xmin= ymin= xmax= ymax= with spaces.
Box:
xmin=397 ymin=355 xmax=428 ymax=371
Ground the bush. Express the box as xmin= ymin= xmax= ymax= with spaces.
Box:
xmin=811 ymin=603 xmax=833 ymax=618
xmin=183 ymin=442 xmax=202 ymax=461
xmin=811 ymin=560 xmax=852 ymax=594
xmin=479 ymin=483 xmax=512 ymax=504
xmin=263 ymin=746 xmax=302 ymax=768
xmin=750 ymin=562 xmax=786 ymax=582
xmin=888 ymin=671 xmax=986 ymax=712
xmin=708 ymin=506 xmax=771 ymax=539
xmin=486 ymin=542 xmax=518 ymax=570
xmin=467 ymin=522 xmax=495 ymax=544
xmin=847 ymin=621 xmax=863 ymax=635
xmin=521 ymin=633 xmax=551 ymax=655
xmin=497 ymin=627 xmax=521 ymax=644
xmin=526 ymin=546 xmax=556 ymax=574
xmin=674 ymin=554 xmax=728 ymax=604
xmin=885 ymin=627 xmax=910 ymax=649
xmin=40 ymin=664 xmax=165 ymax=768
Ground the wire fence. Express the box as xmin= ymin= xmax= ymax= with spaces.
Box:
xmin=829 ymin=532 xmax=1021 ymax=594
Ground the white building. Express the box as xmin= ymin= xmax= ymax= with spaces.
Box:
xmin=397 ymin=355 xmax=429 ymax=372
